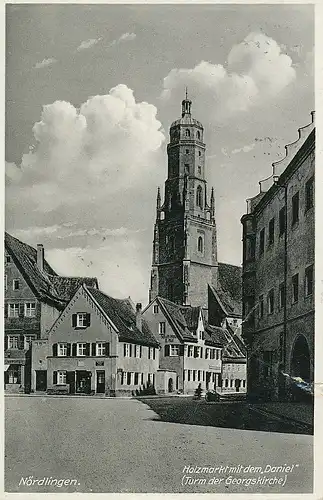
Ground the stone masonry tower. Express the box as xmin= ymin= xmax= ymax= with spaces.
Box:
xmin=149 ymin=94 xmax=218 ymax=307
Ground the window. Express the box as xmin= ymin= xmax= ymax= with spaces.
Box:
xmin=192 ymin=370 xmax=196 ymax=382
xmin=279 ymin=283 xmax=285 ymax=310
xmin=197 ymin=131 xmax=201 ymax=140
xmin=153 ymin=305 xmax=159 ymax=314
xmin=279 ymin=206 xmax=286 ymax=236
xmin=216 ymin=350 xmax=220 ymax=360
xmin=184 ymin=163 xmax=189 ymax=173
xmin=24 ymin=336 xmax=34 ymax=350
xmin=170 ymin=345 xmax=180 ymax=356
xmin=5 ymin=255 xmax=11 ymax=263
xmin=77 ymin=313 xmax=89 ymax=328
xmin=263 ymin=351 xmax=273 ymax=378
xmin=196 ymin=185 xmax=203 ymax=208
xmin=159 ymin=322 xmax=166 ymax=335
xmin=205 ymin=348 xmax=209 ymax=359
xmin=25 ymin=302 xmax=36 ymax=317
xmin=305 ymin=265 xmax=314 ymax=296
xmin=305 ymin=176 xmax=314 ymax=212
xmin=187 ymin=345 xmax=193 ymax=358
xmin=197 ymin=236 xmax=203 ymax=253
xmin=8 ymin=303 xmax=19 ymax=318
xmin=185 ymin=129 xmax=190 ymax=137
xmin=7 ymin=336 xmax=19 ymax=349
xmin=292 ymin=273 xmax=299 ymax=303
xmin=198 ymin=370 xmax=201 ymax=382
xmin=124 ymin=344 xmax=131 ymax=357
xmin=259 ymin=228 xmax=265 ymax=255
xmin=187 ymin=370 xmax=191 ymax=381
xmin=292 ymin=192 xmax=299 ymax=225
xmin=267 ymin=289 xmax=274 ymax=315
xmin=245 ymin=237 xmax=255 ymax=261
xmin=134 ymin=372 xmax=139 ymax=385
xmin=225 ymin=379 xmax=229 ymax=388
xmin=148 ymin=347 xmax=155 ymax=359
xmin=186 ymin=149 xmax=189 ymax=154
xmin=57 ymin=371 xmax=67 ymax=385
xmin=127 ymin=372 xmax=132 ymax=385
xmin=96 ymin=342 xmax=106 ymax=356
xmin=197 ymin=166 xmax=201 ymax=175
xmin=77 ymin=343 xmax=86 ymax=356
xmin=134 ymin=344 xmax=140 ymax=358
xmin=12 ymin=279 xmax=20 ymax=290
xmin=259 ymin=295 xmax=264 ymax=319
xmin=268 ymin=218 xmax=275 ymax=245
xmin=58 ymin=343 xmax=67 ymax=356
xmin=198 ymin=151 xmax=201 ymax=156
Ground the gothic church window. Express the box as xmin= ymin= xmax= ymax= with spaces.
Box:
xmin=196 ymin=185 xmax=203 ymax=208
xmin=198 ymin=236 xmax=203 ymax=253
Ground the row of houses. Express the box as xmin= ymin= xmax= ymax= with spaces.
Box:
xmin=4 ymin=232 xmax=246 ymax=396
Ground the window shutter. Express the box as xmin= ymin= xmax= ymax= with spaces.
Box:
xmin=164 ymin=345 xmax=170 ymax=357
xmin=124 ymin=344 xmax=126 ymax=357
xmin=66 ymin=344 xmax=71 ymax=357
xmin=179 ymin=345 xmax=184 ymax=356
xmin=52 ymin=343 xmax=57 ymax=357
xmin=86 ymin=313 xmax=91 ymax=327
xmin=86 ymin=343 xmax=90 ymax=356
xmin=140 ymin=345 xmax=142 ymax=358
xmin=4 ymin=303 xmax=8 ymax=318
xmin=72 ymin=314 xmax=77 ymax=327
xmin=194 ymin=346 xmax=198 ymax=358
xmin=129 ymin=344 xmax=132 ymax=357
xmin=72 ymin=343 xmax=77 ymax=356
xmin=19 ymin=303 xmax=24 ymax=318
xmin=153 ymin=348 xmax=156 ymax=360
xmin=53 ymin=371 xmax=57 ymax=384
xmin=105 ymin=343 xmax=110 ymax=357
xmin=92 ymin=343 xmax=96 ymax=356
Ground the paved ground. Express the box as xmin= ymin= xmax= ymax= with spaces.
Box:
xmin=5 ymin=396 xmax=313 ymax=493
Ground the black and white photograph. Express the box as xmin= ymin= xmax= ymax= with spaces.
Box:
xmin=4 ymin=2 xmax=316 ymax=495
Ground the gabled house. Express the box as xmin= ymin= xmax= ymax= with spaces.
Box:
xmin=36 ymin=284 xmax=159 ymax=396
xmin=142 ymin=296 xmax=223 ymax=394
xmin=4 ymin=232 xmax=98 ymax=393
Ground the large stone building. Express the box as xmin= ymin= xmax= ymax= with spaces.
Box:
xmin=241 ymin=112 xmax=315 ymax=402
xmin=4 ymin=232 xmax=98 ymax=393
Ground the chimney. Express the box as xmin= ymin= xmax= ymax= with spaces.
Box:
xmin=37 ymin=244 xmax=44 ymax=273
xmin=136 ymin=303 xmax=142 ymax=331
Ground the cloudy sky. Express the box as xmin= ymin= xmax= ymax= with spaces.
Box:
xmin=5 ymin=4 xmax=314 ymax=305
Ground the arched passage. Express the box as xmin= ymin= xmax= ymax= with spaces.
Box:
xmin=290 ymin=335 xmax=311 ymax=382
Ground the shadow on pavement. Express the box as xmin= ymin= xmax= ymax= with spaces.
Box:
xmin=137 ymin=397 xmax=312 ymax=435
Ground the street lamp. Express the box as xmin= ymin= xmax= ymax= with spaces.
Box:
xmin=273 ymin=174 xmax=288 ymax=401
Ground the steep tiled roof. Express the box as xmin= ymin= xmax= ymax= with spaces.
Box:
xmin=157 ymin=297 xmax=197 ymax=342
xmin=5 ymin=232 xmax=62 ymax=305
xmin=209 ymin=262 xmax=242 ymax=317
xmin=205 ymin=325 xmax=230 ymax=346
xmin=87 ymin=287 xmax=159 ymax=347
xmin=5 ymin=232 xmax=98 ymax=307
xmin=50 ymin=276 xmax=98 ymax=301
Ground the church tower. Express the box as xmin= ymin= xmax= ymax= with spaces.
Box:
xmin=149 ymin=94 xmax=218 ymax=307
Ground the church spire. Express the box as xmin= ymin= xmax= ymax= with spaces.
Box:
xmin=181 ymin=87 xmax=192 ymax=117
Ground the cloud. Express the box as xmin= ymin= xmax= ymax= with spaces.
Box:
xmin=110 ymin=32 xmax=136 ymax=46
xmin=161 ymin=32 xmax=296 ymax=122
xmin=34 ymin=57 xmax=57 ymax=69
xmin=6 ymin=84 xmax=165 ymax=302
xmin=76 ymin=37 xmax=102 ymax=51
xmin=231 ymin=143 xmax=256 ymax=155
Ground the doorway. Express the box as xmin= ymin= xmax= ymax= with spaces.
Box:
xmin=66 ymin=371 xmax=76 ymax=394
xmin=76 ymin=371 xmax=92 ymax=394
xmin=35 ymin=370 xmax=47 ymax=391
xmin=96 ymin=371 xmax=105 ymax=393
